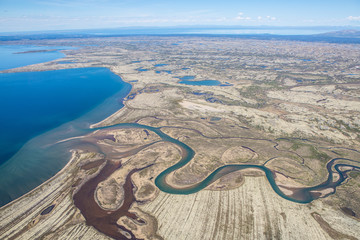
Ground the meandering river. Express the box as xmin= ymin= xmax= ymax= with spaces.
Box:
xmin=0 ymin=45 xmax=359 ymax=208
xmin=88 ymin=123 xmax=360 ymax=204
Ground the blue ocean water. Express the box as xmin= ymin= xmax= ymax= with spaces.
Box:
xmin=0 ymin=45 xmax=131 ymax=206
xmin=0 ymin=67 xmax=131 ymax=206
xmin=0 ymin=68 xmax=128 ymax=165
xmin=0 ymin=45 xmax=72 ymax=71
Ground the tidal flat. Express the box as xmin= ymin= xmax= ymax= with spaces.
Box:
xmin=0 ymin=36 xmax=360 ymax=240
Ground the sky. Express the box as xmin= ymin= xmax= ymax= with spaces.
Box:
xmin=0 ymin=0 xmax=359 ymax=32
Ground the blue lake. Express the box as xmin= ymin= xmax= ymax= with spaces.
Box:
xmin=154 ymin=63 xmax=168 ymax=67
xmin=136 ymin=67 xmax=149 ymax=72
xmin=0 ymin=45 xmax=73 ymax=71
xmin=177 ymin=76 xmax=195 ymax=81
xmin=176 ymin=76 xmax=221 ymax=86
xmin=180 ymin=79 xmax=221 ymax=86
xmin=156 ymin=70 xmax=172 ymax=74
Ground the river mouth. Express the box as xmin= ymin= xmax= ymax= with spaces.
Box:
xmin=0 ymin=67 xmax=131 ymax=207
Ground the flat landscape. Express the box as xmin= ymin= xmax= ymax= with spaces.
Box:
xmin=0 ymin=35 xmax=360 ymax=239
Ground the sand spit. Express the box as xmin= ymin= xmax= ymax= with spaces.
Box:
xmin=0 ymin=151 xmax=110 ymax=240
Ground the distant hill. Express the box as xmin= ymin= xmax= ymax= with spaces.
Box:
xmin=317 ymin=29 xmax=360 ymax=38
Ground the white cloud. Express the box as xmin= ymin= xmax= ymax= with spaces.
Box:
xmin=235 ymin=12 xmax=251 ymax=21
xmin=347 ymin=16 xmax=360 ymax=21
xmin=256 ymin=15 xmax=277 ymax=22
xmin=235 ymin=13 xmax=277 ymax=22
xmin=265 ymin=16 xmax=276 ymax=21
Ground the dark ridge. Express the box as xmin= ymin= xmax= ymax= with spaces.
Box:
xmin=317 ymin=30 xmax=360 ymax=38
xmin=340 ymin=207 xmax=356 ymax=217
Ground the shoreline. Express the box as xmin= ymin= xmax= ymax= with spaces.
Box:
xmin=0 ymin=66 xmax=132 ymax=207
xmin=0 ymin=44 xmax=70 ymax=72
xmin=0 ymin=150 xmax=78 ymax=210
xmin=90 ymin=71 xmax=130 ymax=129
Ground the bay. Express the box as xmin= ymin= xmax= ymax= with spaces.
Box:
xmin=0 ymin=45 xmax=72 ymax=71
xmin=0 ymin=67 xmax=131 ymax=206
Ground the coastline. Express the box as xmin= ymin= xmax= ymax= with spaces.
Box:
xmin=0 ymin=66 xmax=132 ymax=207
xmin=0 ymin=45 xmax=70 ymax=72
xmin=0 ymin=150 xmax=79 ymax=210
xmin=90 ymin=71 xmax=133 ymax=129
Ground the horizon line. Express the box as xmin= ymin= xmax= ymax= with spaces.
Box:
xmin=1 ymin=25 xmax=360 ymax=35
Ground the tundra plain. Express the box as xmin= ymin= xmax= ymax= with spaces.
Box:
xmin=1 ymin=36 xmax=360 ymax=239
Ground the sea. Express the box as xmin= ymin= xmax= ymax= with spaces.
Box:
xmin=0 ymin=45 xmax=131 ymax=206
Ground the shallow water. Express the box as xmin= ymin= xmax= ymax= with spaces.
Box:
xmin=0 ymin=68 xmax=128 ymax=165
xmin=0 ymin=45 xmax=73 ymax=71
xmin=0 ymin=67 xmax=131 ymax=206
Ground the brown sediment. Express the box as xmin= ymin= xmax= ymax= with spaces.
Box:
xmin=73 ymin=142 xmax=158 ymax=240
xmin=311 ymin=212 xmax=358 ymax=240
xmin=341 ymin=207 xmax=356 ymax=217
xmin=80 ymin=159 xmax=105 ymax=170
xmin=95 ymin=135 xmax=117 ymax=142
xmin=73 ymin=159 xmax=149 ymax=240
xmin=72 ymin=178 xmax=82 ymax=188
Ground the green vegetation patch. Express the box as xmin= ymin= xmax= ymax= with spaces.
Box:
xmin=309 ymin=146 xmax=331 ymax=162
